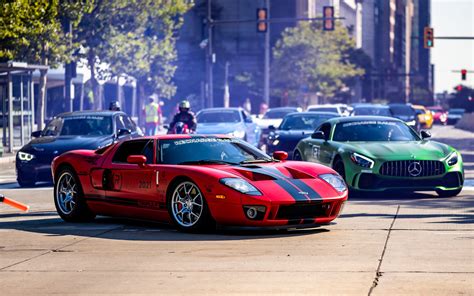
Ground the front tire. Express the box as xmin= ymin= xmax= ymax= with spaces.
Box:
xmin=436 ymin=188 xmax=462 ymax=198
xmin=333 ymin=157 xmax=346 ymax=181
xmin=167 ymin=180 xmax=214 ymax=232
xmin=54 ymin=167 xmax=95 ymax=222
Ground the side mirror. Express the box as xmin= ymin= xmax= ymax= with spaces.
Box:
xmin=117 ymin=128 xmax=131 ymax=138
xmin=420 ymin=130 xmax=431 ymax=139
xmin=127 ymin=155 xmax=147 ymax=167
xmin=163 ymin=124 xmax=170 ymax=130
xmin=31 ymin=131 xmax=42 ymax=138
xmin=245 ymin=117 xmax=253 ymax=123
xmin=273 ymin=151 xmax=288 ymax=161
xmin=311 ymin=131 xmax=326 ymax=140
xmin=268 ymin=125 xmax=276 ymax=131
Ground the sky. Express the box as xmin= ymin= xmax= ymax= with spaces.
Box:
xmin=432 ymin=0 xmax=474 ymax=93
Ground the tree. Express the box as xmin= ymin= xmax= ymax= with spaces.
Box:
xmin=272 ymin=22 xmax=364 ymax=104
xmin=451 ymin=85 xmax=474 ymax=113
xmin=0 ymin=0 xmax=90 ymax=129
xmin=104 ymin=0 xmax=192 ymax=116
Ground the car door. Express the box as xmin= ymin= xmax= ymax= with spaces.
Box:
xmin=241 ymin=110 xmax=260 ymax=146
xmin=103 ymin=139 xmax=163 ymax=216
xmin=305 ymin=123 xmax=333 ymax=165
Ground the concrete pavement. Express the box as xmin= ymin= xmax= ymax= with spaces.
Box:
xmin=0 ymin=184 xmax=473 ymax=295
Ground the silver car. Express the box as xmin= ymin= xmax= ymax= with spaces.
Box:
xmin=196 ymin=107 xmax=261 ymax=146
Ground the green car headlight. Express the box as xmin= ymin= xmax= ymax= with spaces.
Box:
xmin=319 ymin=174 xmax=347 ymax=193
xmin=220 ymin=178 xmax=262 ymax=196
xmin=446 ymin=151 xmax=458 ymax=166
xmin=18 ymin=151 xmax=34 ymax=161
xmin=350 ymin=152 xmax=374 ymax=168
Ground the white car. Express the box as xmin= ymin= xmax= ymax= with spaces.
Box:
xmin=306 ymin=104 xmax=350 ymax=116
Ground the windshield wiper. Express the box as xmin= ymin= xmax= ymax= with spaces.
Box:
xmin=178 ymin=160 xmax=238 ymax=165
xmin=240 ymin=159 xmax=274 ymax=164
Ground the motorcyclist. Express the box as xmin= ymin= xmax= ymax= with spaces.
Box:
xmin=169 ymin=100 xmax=197 ymax=133
xmin=109 ymin=101 xmax=121 ymax=111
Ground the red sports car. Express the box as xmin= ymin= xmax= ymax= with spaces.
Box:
xmin=52 ymin=135 xmax=348 ymax=231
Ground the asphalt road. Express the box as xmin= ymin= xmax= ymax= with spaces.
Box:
xmin=0 ymin=125 xmax=473 ymax=295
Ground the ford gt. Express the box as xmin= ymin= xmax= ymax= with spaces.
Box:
xmin=294 ymin=116 xmax=464 ymax=197
xmin=52 ymin=135 xmax=348 ymax=231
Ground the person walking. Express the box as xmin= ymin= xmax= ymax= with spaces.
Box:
xmin=144 ymin=96 xmax=161 ymax=136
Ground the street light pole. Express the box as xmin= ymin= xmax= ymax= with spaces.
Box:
xmin=263 ymin=0 xmax=270 ymax=106
xmin=207 ymin=0 xmax=214 ymax=108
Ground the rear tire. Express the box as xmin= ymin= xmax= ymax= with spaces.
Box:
xmin=167 ymin=179 xmax=214 ymax=232
xmin=54 ymin=167 xmax=95 ymax=222
xmin=436 ymin=188 xmax=462 ymax=198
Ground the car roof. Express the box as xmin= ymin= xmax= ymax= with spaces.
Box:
xmin=307 ymin=104 xmax=344 ymax=108
xmin=135 ymin=134 xmax=233 ymax=141
xmin=353 ymin=104 xmax=390 ymax=109
xmin=325 ymin=116 xmax=402 ymax=124
xmin=267 ymin=107 xmax=300 ymax=111
xmin=197 ymin=107 xmax=243 ymax=112
xmin=56 ymin=110 xmax=125 ymax=117
xmin=289 ymin=111 xmax=340 ymax=116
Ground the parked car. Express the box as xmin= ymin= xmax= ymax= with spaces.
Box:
xmin=389 ymin=103 xmax=420 ymax=131
xmin=51 ymin=135 xmax=348 ymax=231
xmin=266 ymin=112 xmax=339 ymax=159
xmin=412 ymin=105 xmax=434 ymax=129
xmin=255 ymin=107 xmax=302 ymax=148
xmin=350 ymin=104 xmax=393 ymax=117
xmin=16 ymin=111 xmax=142 ymax=187
xmin=294 ymin=116 xmax=464 ymax=197
xmin=306 ymin=104 xmax=350 ymax=116
xmin=196 ymin=107 xmax=261 ymax=146
xmin=447 ymin=108 xmax=465 ymax=125
xmin=427 ymin=106 xmax=448 ymax=125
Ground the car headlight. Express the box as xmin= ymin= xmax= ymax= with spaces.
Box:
xmin=424 ymin=114 xmax=430 ymax=121
xmin=406 ymin=120 xmax=416 ymax=126
xmin=220 ymin=178 xmax=262 ymax=195
xmin=319 ymin=174 xmax=347 ymax=193
xmin=228 ymin=130 xmax=245 ymax=139
xmin=272 ymin=138 xmax=280 ymax=146
xmin=350 ymin=152 xmax=374 ymax=168
xmin=446 ymin=151 xmax=458 ymax=166
xmin=18 ymin=151 xmax=34 ymax=161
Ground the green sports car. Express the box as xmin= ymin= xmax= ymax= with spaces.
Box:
xmin=294 ymin=116 xmax=464 ymax=197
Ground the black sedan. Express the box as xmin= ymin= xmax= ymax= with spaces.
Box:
xmin=266 ymin=112 xmax=339 ymax=159
xmin=388 ymin=104 xmax=420 ymax=131
xmin=16 ymin=111 xmax=142 ymax=187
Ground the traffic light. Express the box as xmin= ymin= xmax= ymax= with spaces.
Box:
xmin=461 ymin=69 xmax=467 ymax=80
xmin=323 ymin=6 xmax=335 ymax=31
xmin=257 ymin=8 xmax=267 ymax=33
xmin=424 ymin=27 xmax=434 ymax=48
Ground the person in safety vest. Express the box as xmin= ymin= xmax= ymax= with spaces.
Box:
xmin=144 ymin=96 xmax=161 ymax=136
xmin=169 ymin=100 xmax=196 ymax=133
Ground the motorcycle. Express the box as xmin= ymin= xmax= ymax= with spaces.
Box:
xmin=167 ymin=122 xmax=192 ymax=134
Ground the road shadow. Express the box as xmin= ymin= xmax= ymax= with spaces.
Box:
xmin=0 ymin=182 xmax=52 ymax=190
xmin=0 ymin=211 xmax=330 ymax=242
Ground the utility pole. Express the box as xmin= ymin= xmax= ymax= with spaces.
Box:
xmin=263 ymin=0 xmax=270 ymax=106
xmin=207 ymin=0 xmax=214 ymax=108
xmin=224 ymin=61 xmax=230 ymax=107
xmin=64 ymin=18 xmax=73 ymax=112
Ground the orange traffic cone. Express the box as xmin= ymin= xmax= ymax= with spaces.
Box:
xmin=0 ymin=194 xmax=29 ymax=212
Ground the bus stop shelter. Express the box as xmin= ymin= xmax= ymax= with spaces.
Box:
xmin=0 ymin=62 xmax=48 ymax=153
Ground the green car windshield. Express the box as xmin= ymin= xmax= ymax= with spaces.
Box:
xmin=333 ymin=120 xmax=420 ymax=142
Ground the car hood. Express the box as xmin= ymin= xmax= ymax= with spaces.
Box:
xmin=256 ymin=118 xmax=283 ymax=129
xmin=276 ymin=129 xmax=313 ymax=139
xmin=22 ymin=135 xmax=114 ymax=154
xmin=196 ymin=122 xmax=243 ymax=134
xmin=340 ymin=141 xmax=452 ymax=160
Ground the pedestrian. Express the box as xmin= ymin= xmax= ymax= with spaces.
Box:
xmin=143 ymin=96 xmax=161 ymax=136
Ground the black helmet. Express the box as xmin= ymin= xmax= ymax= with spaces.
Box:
xmin=109 ymin=101 xmax=121 ymax=111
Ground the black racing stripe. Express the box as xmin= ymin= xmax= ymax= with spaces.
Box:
xmin=290 ymin=179 xmax=322 ymax=201
xmin=257 ymin=167 xmax=322 ymax=201
xmin=238 ymin=166 xmax=308 ymax=202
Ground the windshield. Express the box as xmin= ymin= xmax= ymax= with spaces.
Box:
xmin=333 ymin=120 xmax=419 ymax=142
xmin=280 ymin=114 xmax=336 ymax=130
xmin=159 ymin=137 xmax=271 ymax=165
xmin=43 ymin=115 xmax=113 ymax=137
xmin=197 ymin=110 xmax=241 ymax=123
xmin=308 ymin=107 xmax=338 ymax=113
xmin=263 ymin=109 xmax=294 ymax=119
xmin=390 ymin=105 xmax=415 ymax=116
xmin=353 ymin=107 xmax=392 ymax=116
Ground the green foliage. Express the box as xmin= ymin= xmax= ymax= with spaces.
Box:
xmin=272 ymin=22 xmax=364 ymax=99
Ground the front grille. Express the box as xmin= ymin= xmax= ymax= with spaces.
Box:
xmin=358 ymin=172 xmax=462 ymax=190
xmin=379 ymin=160 xmax=445 ymax=177
xmin=276 ymin=202 xmax=329 ymax=220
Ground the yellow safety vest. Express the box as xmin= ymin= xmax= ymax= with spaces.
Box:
xmin=145 ymin=103 xmax=159 ymax=123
